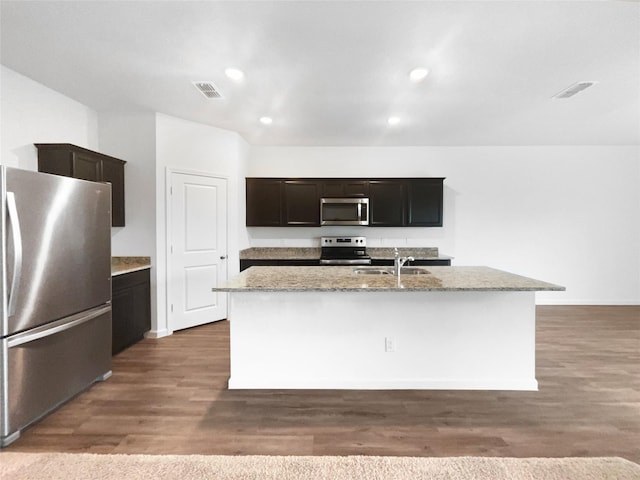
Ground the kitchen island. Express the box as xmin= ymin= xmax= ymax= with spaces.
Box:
xmin=214 ymin=266 xmax=564 ymax=391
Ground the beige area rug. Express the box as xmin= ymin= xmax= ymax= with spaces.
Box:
xmin=1 ymin=453 xmax=639 ymax=480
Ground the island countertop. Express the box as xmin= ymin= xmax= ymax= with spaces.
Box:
xmin=215 ymin=266 xmax=565 ymax=292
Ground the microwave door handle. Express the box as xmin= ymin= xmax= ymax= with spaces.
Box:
xmin=357 ymin=202 xmax=362 ymax=221
xmin=6 ymin=192 xmax=23 ymax=317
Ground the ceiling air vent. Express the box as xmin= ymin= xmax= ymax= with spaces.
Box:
xmin=192 ymin=81 xmax=223 ymax=99
xmin=552 ymin=81 xmax=598 ymax=99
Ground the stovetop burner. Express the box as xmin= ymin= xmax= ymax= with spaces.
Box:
xmin=319 ymin=236 xmax=371 ymax=265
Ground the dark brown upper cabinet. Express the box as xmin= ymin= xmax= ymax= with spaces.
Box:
xmin=283 ymin=180 xmax=320 ymax=226
xmin=246 ymin=178 xmax=283 ymax=226
xmin=368 ymin=180 xmax=406 ymax=226
xmin=406 ymin=178 xmax=444 ymax=227
xmin=35 ymin=143 xmax=127 ymax=226
xmin=71 ymin=152 xmax=102 ymax=181
xmin=101 ymin=159 xmax=125 ymax=226
xmin=245 ymin=177 xmax=444 ymax=228
xmin=321 ymin=180 xmax=369 ymax=197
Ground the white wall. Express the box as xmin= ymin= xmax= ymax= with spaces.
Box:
xmin=0 ymin=65 xmax=98 ymax=169
xmin=237 ymin=136 xmax=252 ymax=251
xmin=98 ymin=111 xmax=158 ymax=327
xmin=154 ymin=114 xmax=249 ymax=336
xmin=248 ymin=146 xmax=640 ymax=305
xmin=98 ymin=111 xmax=157 ymax=256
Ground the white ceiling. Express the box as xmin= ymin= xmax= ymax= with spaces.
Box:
xmin=1 ymin=1 xmax=639 ymax=146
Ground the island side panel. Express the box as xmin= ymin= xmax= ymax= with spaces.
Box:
xmin=228 ymin=291 xmax=537 ymax=390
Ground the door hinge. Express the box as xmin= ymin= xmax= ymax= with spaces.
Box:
xmin=170 ymin=186 xmax=173 ymax=195
xmin=171 ymin=304 xmax=174 ymax=313
xmin=170 ymin=245 xmax=173 ymax=253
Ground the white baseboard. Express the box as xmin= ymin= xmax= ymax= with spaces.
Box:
xmin=536 ymin=299 xmax=640 ymax=306
xmin=145 ymin=329 xmax=172 ymax=339
xmin=228 ymin=377 xmax=539 ymax=391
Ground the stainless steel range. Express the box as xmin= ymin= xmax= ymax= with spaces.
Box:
xmin=319 ymin=236 xmax=371 ymax=265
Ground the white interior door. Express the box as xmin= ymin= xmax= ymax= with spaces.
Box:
xmin=169 ymin=172 xmax=228 ymax=332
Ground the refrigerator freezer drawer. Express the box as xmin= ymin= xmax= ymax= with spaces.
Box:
xmin=1 ymin=306 xmax=112 ymax=445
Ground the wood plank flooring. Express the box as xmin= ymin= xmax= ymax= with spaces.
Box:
xmin=4 ymin=305 xmax=639 ymax=461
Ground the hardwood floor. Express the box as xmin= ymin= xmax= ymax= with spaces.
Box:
xmin=4 ymin=306 xmax=639 ymax=461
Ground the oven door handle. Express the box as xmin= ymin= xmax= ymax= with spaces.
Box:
xmin=319 ymin=259 xmax=372 ymax=265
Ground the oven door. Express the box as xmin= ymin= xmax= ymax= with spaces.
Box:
xmin=319 ymin=244 xmax=371 ymax=265
xmin=320 ymin=198 xmax=369 ymax=226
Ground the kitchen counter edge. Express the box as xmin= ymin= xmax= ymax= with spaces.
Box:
xmin=111 ymin=256 xmax=151 ymax=276
xmin=215 ymin=266 xmax=565 ymax=293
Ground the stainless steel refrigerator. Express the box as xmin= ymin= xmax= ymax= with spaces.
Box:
xmin=0 ymin=166 xmax=112 ymax=447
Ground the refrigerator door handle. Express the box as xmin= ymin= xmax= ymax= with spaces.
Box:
xmin=6 ymin=191 xmax=23 ymax=317
xmin=7 ymin=305 xmax=112 ymax=348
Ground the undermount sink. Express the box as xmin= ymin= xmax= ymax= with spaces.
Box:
xmin=398 ymin=267 xmax=431 ymax=275
xmin=353 ymin=267 xmax=393 ymax=275
xmin=353 ymin=267 xmax=431 ymax=275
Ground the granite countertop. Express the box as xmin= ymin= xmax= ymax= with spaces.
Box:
xmin=111 ymin=256 xmax=151 ymax=276
xmin=215 ymin=266 xmax=565 ymax=292
xmin=240 ymin=247 xmax=321 ymax=260
xmin=239 ymin=247 xmax=450 ymax=260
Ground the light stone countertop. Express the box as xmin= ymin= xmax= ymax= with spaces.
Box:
xmin=215 ymin=266 xmax=565 ymax=292
xmin=239 ymin=247 xmax=450 ymax=260
xmin=111 ymin=256 xmax=151 ymax=276
xmin=240 ymin=247 xmax=321 ymax=260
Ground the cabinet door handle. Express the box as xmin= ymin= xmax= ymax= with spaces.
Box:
xmin=220 ymin=255 xmax=227 ymax=260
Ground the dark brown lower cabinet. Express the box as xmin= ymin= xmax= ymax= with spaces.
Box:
xmin=240 ymin=258 xmax=450 ymax=271
xmin=112 ymin=269 xmax=151 ymax=355
xmin=370 ymin=259 xmax=451 ymax=267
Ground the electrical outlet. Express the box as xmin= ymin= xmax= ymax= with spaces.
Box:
xmin=385 ymin=337 xmax=395 ymax=353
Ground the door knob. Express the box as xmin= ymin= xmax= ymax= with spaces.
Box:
xmin=220 ymin=255 xmax=227 ymax=260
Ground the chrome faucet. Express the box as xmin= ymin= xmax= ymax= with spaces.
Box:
xmin=393 ymin=248 xmax=414 ymax=276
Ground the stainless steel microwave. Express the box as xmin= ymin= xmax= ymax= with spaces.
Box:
xmin=320 ymin=198 xmax=369 ymax=226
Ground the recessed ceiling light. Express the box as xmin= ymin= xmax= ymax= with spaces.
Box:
xmin=387 ymin=116 xmax=400 ymax=126
xmin=409 ymin=67 xmax=429 ymax=82
xmin=259 ymin=116 xmax=273 ymax=125
xmin=225 ymin=68 xmax=245 ymax=81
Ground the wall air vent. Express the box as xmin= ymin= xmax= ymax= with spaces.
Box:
xmin=192 ymin=81 xmax=223 ymax=99
xmin=552 ymin=81 xmax=598 ymax=99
